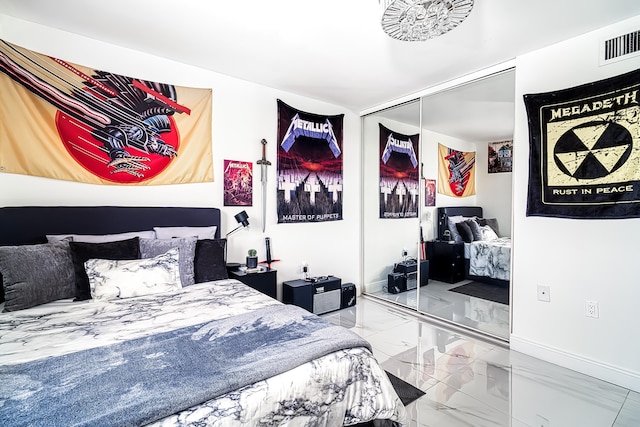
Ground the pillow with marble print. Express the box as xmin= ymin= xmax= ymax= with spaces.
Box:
xmin=475 ymin=217 xmax=500 ymax=237
xmin=47 ymin=230 xmax=155 ymax=243
xmin=85 ymin=248 xmax=182 ymax=301
xmin=153 ymin=226 xmax=217 ymax=240
xmin=480 ymin=225 xmax=499 ymax=241
xmin=69 ymin=237 xmax=141 ymax=301
xmin=139 ymin=237 xmax=196 ymax=287
xmin=0 ymin=240 xmax=75 ymax=312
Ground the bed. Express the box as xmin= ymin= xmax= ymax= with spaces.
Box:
xmin=436 ymin=206 xmax=511 ymax=286
xmin=0 ymin=206 xmax=405 ymax=427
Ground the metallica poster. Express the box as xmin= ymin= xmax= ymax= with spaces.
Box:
xmin=223 ymin=159 xmax=252 ymax=206
xmin=437 ymin=143 xmax=476 ymax=197
xmin=524 ymin=69 xmax=640 ymax=219
xmin=379 ymin=124 xmax=419 ymax=218
xmin=276 ymin=100 xmax=343 ymax=223
xmin=0 ymin=39 xmax=212 ymax=185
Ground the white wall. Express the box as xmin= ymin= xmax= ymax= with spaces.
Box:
xmin=0 ymin=16 xmax=362 ymax=300
xmin=511 ymin=15 xmax=640 ymax=391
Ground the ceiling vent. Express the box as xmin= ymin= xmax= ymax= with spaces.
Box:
xmin=600 ymin=30 xmax=640 ymax=65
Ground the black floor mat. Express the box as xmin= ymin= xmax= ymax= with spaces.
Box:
xmin=385 ymin=371 xmax=426 ymax=406
xmin=449 ymin=281 xmax=509 ymax=305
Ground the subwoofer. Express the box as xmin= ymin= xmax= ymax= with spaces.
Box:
xmin=387 ymin=272 xmax=406 ymax=294
xmin=341 ymin=282 xmax=356 ymax=309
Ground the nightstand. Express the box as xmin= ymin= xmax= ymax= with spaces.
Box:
xmin=425 ymin=241 xmax=465 ymax=284
xmin=229 ymin=268 xmax=277 ymax=299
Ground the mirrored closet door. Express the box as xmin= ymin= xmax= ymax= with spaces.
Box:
xmin=361 ymin=99 xmax=422 ymax=311
xmin=361 ymin=69 xmax=515 ymax=341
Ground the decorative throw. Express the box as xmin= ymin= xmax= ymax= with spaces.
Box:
xmin=0 ymin=304 xmax=371 ymax=426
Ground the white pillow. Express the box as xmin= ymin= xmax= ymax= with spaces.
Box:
xmin=153 ymin=226 xmax=217 ymax=239
xmin=84 ymin=248 xmax=182 ymax=300
xmin=47 ymin=230 xmax=155 ymax=243
xmin=480 ymin=225 xmax=499 ymax=241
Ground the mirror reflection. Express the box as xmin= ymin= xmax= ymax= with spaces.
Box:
xmin=362 ymin=99 xmax=421 ymax=310
xmin=362 ymin=69 xmax=515 ymax=341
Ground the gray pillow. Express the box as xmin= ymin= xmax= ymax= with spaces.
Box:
xmin=476 ymin=217 xmax=500 ymax=237
xmin=139 ymin=237 xmax=197 ymax=287
xmin=0 ymin=240 xmax=75 ymax=312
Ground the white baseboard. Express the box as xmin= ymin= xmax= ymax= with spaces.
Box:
xmin=510 ymin=334 xmax=640 ymax=393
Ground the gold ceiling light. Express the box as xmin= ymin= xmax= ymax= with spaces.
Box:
xmin=380 ymin=0 xmax=474 ymax=41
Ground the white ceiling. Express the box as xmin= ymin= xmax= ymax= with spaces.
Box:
xmin=1 ymin=0 xmax=639 ymax=115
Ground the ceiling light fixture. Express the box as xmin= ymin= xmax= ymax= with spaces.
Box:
xmin=380 ymin=0 xmax=474 ymax=42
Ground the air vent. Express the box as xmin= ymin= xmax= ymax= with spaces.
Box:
xmin=601 ymin=30 xmax=640 ymax=65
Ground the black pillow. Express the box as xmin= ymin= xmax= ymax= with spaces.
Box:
xmin=465 ymin=219 xmax=483 ymax=241
xmin=194 ymin=239 xmax=228 ymax=283
xmin=69 ymin=237 xmax=141 ymax=301
xmin=455 ymin=221 xmax=474 ymax=243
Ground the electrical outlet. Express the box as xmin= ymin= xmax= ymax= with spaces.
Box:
xmin=401 ymin=248 xmax=408 ymax=257
xmin=537 ymin=285 xmax=551 ymax=302
xmin=585 ymin=300 xmax=599 ymax=318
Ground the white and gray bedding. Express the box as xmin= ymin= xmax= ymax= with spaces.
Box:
xmin=0 ymin=280 xmax=406 ymax=426
xmin=437 ymin=207 xmax=511 ymax=282
xmin=467 ymin=237 xmax=511 ymax=281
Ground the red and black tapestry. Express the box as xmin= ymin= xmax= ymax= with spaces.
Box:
xmin=524 ymin=69 xmax=640 ymax=218
xmin=0 ymin=39 xmax=212 ymax=185
xmin=276 ymin=99 xmax=343 ymax=223
xmin=379 ymin=123 xmax=419 ymax=218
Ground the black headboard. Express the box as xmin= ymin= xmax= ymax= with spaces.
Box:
xmin=436 ymin=206 xmax=483 ymax=241
xmin=0 ymin=206 xmax=222 ymax=246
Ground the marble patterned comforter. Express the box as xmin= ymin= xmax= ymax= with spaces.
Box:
xmin=0 ymin=280 xmax=405 ymax=426
xmin=468 ymin=237 xmax=511 ymax=281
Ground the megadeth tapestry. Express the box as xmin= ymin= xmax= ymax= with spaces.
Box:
xmin=0 ymin=39 xmax=213 ymax=185
xmin=379 ymin=123 xmax=420 ymax=218
xmin=524 ymin=69 xmax=640 ymax=219
xmin=276 ymin=100 xmax=343 ymax=223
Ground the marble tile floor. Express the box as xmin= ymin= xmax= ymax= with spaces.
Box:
xmin=321 ymin=296 xmax=640 ymax=427
xmin=367 ymin=279 xmax=510 ymax=341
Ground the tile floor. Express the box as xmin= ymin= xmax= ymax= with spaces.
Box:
xmin=321 ymin=296 xmax=640 ymax=427
xmin=367 ymin=279 xmax=510 ymax=341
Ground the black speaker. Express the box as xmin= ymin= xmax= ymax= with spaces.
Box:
xmin=283 ymin=276 xmax=342 ymax=314
xmin=387 ymin=272 xmax=406 ymax=294
xmin=341 ymin=283 xmax=356 ymax=309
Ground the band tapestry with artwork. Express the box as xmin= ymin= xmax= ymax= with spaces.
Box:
xmin=0 ymin=39 xmax=213 ymax=185
xmin=276 ymin=100 xmax=343 ymax=223
xmin=379 ymin=123 xmax=419 ymax=218
xmin=524 ymin=69 xmax=640 ymax=219
xmin=437 ymin=143 xmax=476 ymax=197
